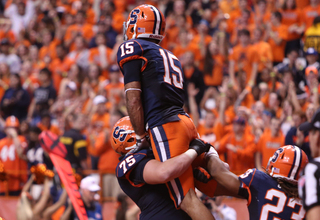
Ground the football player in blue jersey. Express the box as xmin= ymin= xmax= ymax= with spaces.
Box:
xmin=117 ymin=4 xmax=214 ymax=219
xmin=111 ymin=116 xmax=218 ymax=219
xmin=203 ymin=145 xmax=308 ymax=220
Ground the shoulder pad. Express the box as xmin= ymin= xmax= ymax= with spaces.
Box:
xmin=117 ymin=40 xmax=147 ymax=69
xmin=239 ymin=168 xmax=257 ymax=187
xmin=116 ymin=149 xmax=152 ymax=178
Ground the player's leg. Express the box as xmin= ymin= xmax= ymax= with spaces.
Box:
xmin=149 ymin=115 xmax=214 ymax=204
xmin=149 ymin=115 xmax=214 ymax=219
xmin=149 ymin=115 xmax=197 ymax=207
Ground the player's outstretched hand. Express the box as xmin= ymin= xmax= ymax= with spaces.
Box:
xmin=189 ymin=139 xmax=211 ymax=156
xmin=193 ymin=167 xmax=212 ymax=183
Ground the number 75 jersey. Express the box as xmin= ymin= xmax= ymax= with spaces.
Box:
xmin=239 ymin=168 xmax=305 ymax=220
xmin=117 ymin=39 xmax=186 ymax=129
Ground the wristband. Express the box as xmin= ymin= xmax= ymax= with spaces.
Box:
xmin=136 ymin=133 xmax=147 ymax=140
xmin=205 ymin=147 xmax=219 ymax=159
xmin=220 ymin=93 xmax=226 ymax=97
xmin=185 ymin=149 xmax=197 ymax=159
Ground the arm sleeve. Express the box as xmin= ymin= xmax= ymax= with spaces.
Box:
xmin=238 ymin=169 xmax=257 ymax=201
xmin=122 ymin=59 xmax=144 ymax=84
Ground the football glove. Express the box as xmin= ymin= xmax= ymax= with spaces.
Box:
xmin=193 ymin=167 xmax=212 ymax=183
xmin=189 ymin=139 xmax=211 ymax=156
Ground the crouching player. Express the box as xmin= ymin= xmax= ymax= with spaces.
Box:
xmin=202 ymin=145 xmax=308 ymax=220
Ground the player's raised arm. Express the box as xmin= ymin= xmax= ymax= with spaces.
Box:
xmin=117 ymin=39 xmax=149 ymax=146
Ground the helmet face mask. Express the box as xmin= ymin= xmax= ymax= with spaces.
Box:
xmin=123 ymin=4 xmax=166 ymax=42
xmin=123 ymin=21 xmax=128 ymax=41
xmin=266 ymin=145 xmax=308 ymax=182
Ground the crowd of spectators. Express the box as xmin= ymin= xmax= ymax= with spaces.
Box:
xmin=0 ymin=0 xmax=320 ymax=218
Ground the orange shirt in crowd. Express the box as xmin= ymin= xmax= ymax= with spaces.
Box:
xmin=32 ymin=61 xmax=46 ymax=74
xmin=254 ymin=8 xmax=271 ymax=26
xmin=165 ymin=26 xmax=182 ymax=48
xmin=37 ymin=122 xmax=61 ymax=136
xmin=256 ymin=130 xmax=285 ymax=168
xmin=91 ymin=113 xmax=110 ymax=129
xmin=197 ymin=121 xmax=225 ymax=145
xmin=204 ymin=54 xmax=225 ymax=87
xmin=86 ymin=8 xmax=96 ymax=25
xmin=252 ymin=41 xmax=273 ymax=72
xmin=227 ymin=8 xmax=254 ymax=33
xmin=39 ymin=38 xmax=61 ymax=60
xmin=241 ymin=93 xmax=255 ymax=109
xmin=280 ymin=9 xmax=302 ymax=40
xmin=49 ymin=58 xmax=69 ymax=92
xmin=64 ymin=24 xmax=94 ymax=51
xmin=268 ymin=24 xmax=288 ymax=62
xmin=114 ymin=0 xmax=127 ymax=12
xmin=0 ymin=30 xmax=15 ymax=44
xmin=217 ymin=132 xmax=256 ymax=174
xmin=89 ymin=47 xmax=113 ymax=78
xmin=0 ymin=136 xmax=28 ymax=193
xmin=230 ymin=23 xmax=256 ymax=45
xmin=166 ymin=15 xmax=193 ymax=30
xmin=219 ymin=0 xmax=239 ymax=14
xmin=14 ymin=39 xmax=31 ymax=50
xmin=95 ymin=132 xmax=119 ymax=173
xmin=301 ymin=5 xmax=320 ymax=30
xmin=172 ymin=43 xmax=200 ymax=62
xmin=111 ymin=11 xmax=126 ymax=33
xmin=104 ymin=82 xmax=124 ymax=104
xmin=296 ymin=0 xmax=310 ymax=9
xmin=228 ymin=44 xmax=259 ymax=81
xmin=224 ymin=106 xmax=236 ymax=124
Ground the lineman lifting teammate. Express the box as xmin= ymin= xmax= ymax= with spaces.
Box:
xmin=117 ymin=4 xmax=214 ymax=219
xmin=111 ymin=117 xmax=212 ymax=219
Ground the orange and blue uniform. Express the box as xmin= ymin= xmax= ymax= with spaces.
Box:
xmin=118 ymin=37 xmax=199 ymax=207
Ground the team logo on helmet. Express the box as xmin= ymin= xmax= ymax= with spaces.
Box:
xmin=129 ymin=9 xmax=140 ymax=25
xmin=113 ymin=126 xmax=128 ymax=142
xmin=270 ymin=148 xmax=284 ymax=163
xmin=111 ymin=116 xmax=137 ymax=155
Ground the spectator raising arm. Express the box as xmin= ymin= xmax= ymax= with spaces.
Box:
xmin=188 ymin=83 xmax=200 ymax=127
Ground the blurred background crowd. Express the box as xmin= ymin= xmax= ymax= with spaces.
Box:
xmin=0 ymin=0 xmax=319 ymax=219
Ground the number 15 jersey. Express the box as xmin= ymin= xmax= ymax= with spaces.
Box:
xmin=117 ymin=39 xmax=186 ymax=129
xmin=239 ymin=168 xmax=305 ymax=220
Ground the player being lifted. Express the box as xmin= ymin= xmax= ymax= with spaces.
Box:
xmin=117 ymin=4 xmax=214 ymax=219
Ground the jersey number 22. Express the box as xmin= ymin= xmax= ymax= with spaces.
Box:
xmin=260 ymin=189 xmax=305 ymax=220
